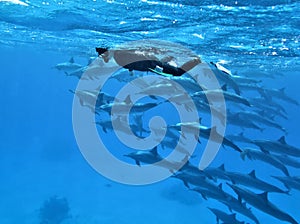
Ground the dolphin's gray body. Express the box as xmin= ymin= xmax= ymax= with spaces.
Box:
xmin=193 ymin=100 xmax=226 ymax=125
xmin=207 ymin=207 xmax=245 ymax=224
xmin=238 ymin=83 xmax=264 ymax=94
xmin=203 ymin=164 xmax=231 ymax=181
xmin=227 ymin=112 xmax=264 ymax=132
xmin=98 ymin=96 xmax=160 ymax=115
xmin=259 ymin=87 xmax=299 ymax=106
xmin=191 ymin=176 xmax=259 ymax=224
xmin=65 ymin=66 xmax=85 ymax=79
xmin=54 ymin=57 xmax=83 ymax=72
xmin=225 ymin=169 xmax=287 ymax=193
xmin=193 ymin=87 xmax=251 ymax=107
xmin=238 ymin=111 xmax=286 ymax=133
xmin=228 ymin=184 xmax=298 ymax=224
xmin=274 ymin=154 xmax=300 ymax=168
xmin=272 ymin=176 xmax=300 ymax=191
xmin=241 ymin=148 xmax=290 ymax=176
xmin=168 ymin=75 xmax=203 ymax=93
xmin=232 ymin=74 xmax=261 ymax=85
xmin=210 ymin=62 xmax=240 ymax=95
xmin=253 ymin=136 xmax=300 ymax=157
xmin=96 ymin=118 xmax=150 ymax=137
xmin=248 ymin=99 xmax=288 ymax=120
xmin=227 ymin=132 xmax=252 ymax=144
xmin=124 ymin=147 xmax=162 ymax=166
xmin=124 ymin=147 xmax=181 ymax=172
xmin=180 ymin=161 xmax=214 ymax=180
xmin=70 ymin=89 xmax=115 ymax=112
xmin=172 ymin=172 xmax=217 ymax=189
xmin=199 ymin=126 xmax=242 ymax=152
xmin=191 ymin=184 xmax=227 ymax=201
xmin=169 ymin=123 xmax=241 ymax=152
xmin=250 ymin=97 xmax=287 ymax=115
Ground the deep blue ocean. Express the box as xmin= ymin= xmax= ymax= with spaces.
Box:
xmin=0 ymin=0 xmax=300 ymax=223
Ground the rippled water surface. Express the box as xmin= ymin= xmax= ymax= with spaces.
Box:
xmin=1 ymin=0 xmax=299 ymax=70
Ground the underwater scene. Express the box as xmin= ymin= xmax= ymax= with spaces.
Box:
xmin=0 ymin=0 xmax=300 ymax=223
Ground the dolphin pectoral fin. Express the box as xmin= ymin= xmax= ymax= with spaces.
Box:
xmin=69 ymin=57 xmax=74 ymax=63
xmin=135 ymin=160 xmax=141 ymax=166
xmin=201 ymin=193 xmax=208 ymax=200
xmin=183 ymin=181 xmax=190 ymax=189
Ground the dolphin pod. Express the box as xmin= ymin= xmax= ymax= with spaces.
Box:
xmin=56 ymin=48 xmax=300 ymax=224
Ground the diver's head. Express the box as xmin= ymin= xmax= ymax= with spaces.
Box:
xmin=96 ymin=47 xmax=109 ymax=55
xmin=95 ymin=47 xmax=112 ymax=63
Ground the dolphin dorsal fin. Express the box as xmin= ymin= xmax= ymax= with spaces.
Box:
xmin=280 ymin=87 xmax=286 ymax=92
xmin=150 ymin=146 xmax=158 ymax=156
xmin=278 ymin=136 xmax=286 ymax=144
xmin=221 ymin=84 xmax=227 ymax=91
xmin=218 ymin=164 xmax=225 ymax=171
xmin=248 ymin=170 xmax=256 ymax=178
xmin=259 ymin=192 xmax=269 ymax=201
xmin=69 ymin=57 xmax=74 ymax=63
xmin=218 ymin=183 xmax=223 ymax=190
xmin=124 ymin=95 xmax=132 ymax=105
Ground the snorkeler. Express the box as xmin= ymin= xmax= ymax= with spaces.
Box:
xmin=96 ymin=47 xmax=201 ymax=76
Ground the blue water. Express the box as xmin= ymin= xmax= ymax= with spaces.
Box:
xmin=0 ymin=0 xmax=300 ymax=223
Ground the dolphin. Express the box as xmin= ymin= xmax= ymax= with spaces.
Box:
xmin=250 ymin=97 xmax=287 ymax=115
xmin=169 ymin=123 xmax=242 ymax=152
xmin=232 ymin=73 xmax=262 ymax=85
xmin=227 ymin=184 xmax=298 ymax=224
xmin=124 ymin=147 xmax=182 ymax=172
xmin=96 ymin=117 xmax=150 ymax=137
xmin=226 ymin=132 xmax=252 ymax=144
xmin=207 ymin=207 xmax=245 ymax=224
xmin=241 ymin=148 xmax=290 ymax=176
xmin=200 ymin=184 xmax=260 ymax=224
xmin=98 ymin=95 xmax=160 ymax=115
xmin=191 ymin=183 xmax=228 ymax=201
xmin=225 ymin=169 xmax=288 ymax=193
xmin=193 ymin=85 xmax=251 ymax=107
xmin=259 ymin=87 xmax=299 ymax=106
xmin=169 ymin=121 xmax=201 ymax=138
xmin=272 ymin=176 xmax=300 ymax=191
xmin=179 ymin=161 xmax=215 ymax=180
xmin=238 ymin=83 xmax=264 ymax=94
xmin=65 ymin=66 xmax=85 ymax=79
xmin=210 ymin=62 xmax=240 ymax=95
xmin=70 ymin=89 xmax=115 ymax=111
xmin=201 ymin=126 xmax=242 ymax=152
xmin=172 ymin=172 xmax=221 ymax=190
xmin=166 ymin=92 xmax=196 ymax=112
xmin=203 ymin=164 xmax=231 ymax=181
xmin=227 ymin=111 xmax=265 ymax=132
xmin=253 ymin=136 xmax=300 ymax=157
xmin=193 ymin=99 xmax=226 ymax=125
xmin=238 ymin=111 xmax=287 ymax=133
xmin=137 ymin=82 xmax=182 ymax=97
xmin=274 ymin=154 xmax=300 ymax=168
xmin=248 ymin=100 xmax=288 ymax=120
xmin=124 ymin=146 xmax=162 ymax=166
xmin=54 ymin=57 xmax=83 ymax=72
xmin=168 ymin=76 xmax=203 ymax=93
xmin=160 ymin=138 xmax=191 ymax=156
